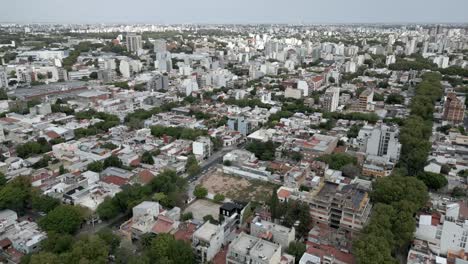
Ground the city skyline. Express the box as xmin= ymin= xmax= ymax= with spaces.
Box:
xmin=3 ymin=0 xmax=468 ymax=24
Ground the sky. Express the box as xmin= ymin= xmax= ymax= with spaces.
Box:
xmin=3 ymin=0 xmax=468 ymax=24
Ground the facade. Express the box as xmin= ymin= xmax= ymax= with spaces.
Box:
xmin=321 ymin=87 xmax=340 ymax=112
xmin=226 ymin=232 xmax=282 ymax=264
xmin=443 ymin=92 xmax=465 ymax=124
xmin=147 ymin=73 xmax=169 ymax=91
xmin=250 ymin=216 xmax=295 ymax=249
xmin=305 ymin=182 xmax=372 ymax=233
xmin=357 ymin=89 xmax=374 ymax=111
xmin=365 ymin=124 xmax=401 ymax=162
xmin=153 ymin=39 xmax=167 ymax=54
xmin=0 ymin=67 xmax=8 ymax=88
xmin=192 ymin=222 xmax=224 ymax=263
xmin=228 ymin=116 xmax=251 ymax=136
xmin=192 ymin=136 xmax=213 ymax=159
xmin=126 ymin=33 xmax=142 ymax=54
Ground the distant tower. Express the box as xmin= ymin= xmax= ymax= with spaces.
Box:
xmin=126 ymin=33 xmax=142 ymax=54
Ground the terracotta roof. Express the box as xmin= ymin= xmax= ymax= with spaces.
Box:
xmin=277 ymin=188 xmax=291 ymax=199
xmin=0 ymin=117 xmax=19 ymax=123
xmin=152 ymin=215 xmax=174 ymax=234
xmin=138 ymin=170 xmax=155 ymax=184
xmin=102 ymin=176 xmax=128 ymax=187
xmin=174 ymin=222 xmax=197 ymax=242
xmin=0 ymin=238 xmax=12 ymax=249
xmin=306 ymin=242 xmax=355 ymax=264
xmin=45 ymin=131 xmax=61 ymax=139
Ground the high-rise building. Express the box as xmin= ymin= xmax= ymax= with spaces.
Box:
xmin=405 ymin=38 xmax=416 ymax=55
xmin=357 ymin=89 xmax=374 ymax=111
xmin=126 ymin=33 xmax=142 ymax=54
xmin=443 ymin=92 xmax=466 ymax=124
xmin=146 ymin=74 xmax=169 ymax=91
xmin=0 ymin=68 xmax=8 ymax=88
xmin=366 ymin=124 xmax=401 ymax=161
xmin=321 ymin=87 xmax=340 ymax=112
xmin=228 ymin=116 xmax=251 ymax=136
xmin=153 ymin=39 xmax=167 ymax=54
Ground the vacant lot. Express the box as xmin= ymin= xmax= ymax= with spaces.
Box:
xmin=184 ymin=199 xmax=220 ymax=221
xmin=200 ymin=170 xmax=278 ymax=203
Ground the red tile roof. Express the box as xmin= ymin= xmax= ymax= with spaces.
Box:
xmin=277 ymin=188 xmax=291 ymax=199
xmin=152 ymin=215 xmax=175 ymax=234
xmin=306 ymin=242 xmax=355 ymax=264
xmin=138 ymin=169 xmax=155 ymax=184
xmin=45 ymin=131 xmax=61 ymax=139
xmin=102 ymin=176 xmax=128 ymax=187
xmin=174 ymin=222 xmax=197 ymax=242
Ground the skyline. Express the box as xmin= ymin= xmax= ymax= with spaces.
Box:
xmin=3 ymin=0 xmax=468 ymax=24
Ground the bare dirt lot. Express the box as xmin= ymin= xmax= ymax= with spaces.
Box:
xmin=199 ymin=170 xmax=278 ymax=203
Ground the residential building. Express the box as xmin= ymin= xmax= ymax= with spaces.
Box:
xmin=147 ymin=73 xmax=169 ymax=91
xmin=0 ymin=67 xmax=8 ymax=88
xmin=321 ymin=87 xmax=340 ymax=112
xmin=443 ymin=92 xmax=465 ymax=124
xmin=250 ymin=216 xmax=295 ymax=249
xmin=192 ymin=136 xmax=213 ymax=159
xmin=365 ymin=124 xmax=401 ymax=162
xmin=126 ymin=33 xmax=142 ymax=54
xmin=228 ymin=116 xmax=251 ymax=136
xmin=192 ymin=222 xmax=224 ymax=263
xmin=357 ymin=89 xmax=374 ymax=111
xmin=226 ymin=232 xmax=282 ymax=264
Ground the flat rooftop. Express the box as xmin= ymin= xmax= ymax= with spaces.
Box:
xmin=229 ymin=232 xmax=280 ymax=260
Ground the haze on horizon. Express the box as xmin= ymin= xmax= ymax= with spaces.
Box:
xmin=3 ymin=0 xmax=468 ymax=24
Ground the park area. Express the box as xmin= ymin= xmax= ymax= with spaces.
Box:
xmin=199 ymin=170 xmax=278 ymax=203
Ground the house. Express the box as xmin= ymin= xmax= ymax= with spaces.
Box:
xmin=192 ymin=222 xmax=224 ymax=263
xmin=250 ymin=216 xmax=295 ymax=250
xmin=129 ymin=201 xmax=160 ymax=239
xmin=226 ymin=232 xmax=282 ymax=264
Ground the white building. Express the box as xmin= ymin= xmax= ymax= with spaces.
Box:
xmin=192 ymin=222 xmax=224 ymax=263
xmin=322 ymin=87 xmax=340 ymax=112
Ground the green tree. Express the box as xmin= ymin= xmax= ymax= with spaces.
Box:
xmin=213 ymin=193 xmax=225 ymax=203
xmin=317 ymin=153 xmax=357 ymax=170
xmin=353 ymin=234 xmax=397 ymax=264
xmin=39 ymin=205 xmax=85 ymax=234
xmin=87 ymin=161 xmax=104 ymax=172
xmin=417 ymin=172 xmax=448 ymax=190
xmin=146 ymin=234 xmax=195 ymax=264
xmin=186 ymin=155 xmax=200 ymax=176
xmin=0 ymin=176 xmax=32 ymax=213
xmin=371 ymin=176 xmax=428 ymax=212
xmin=286 ymin=241 xmax=306 ymax=264
xmin=68 ymin=235 xmax=109 ymax=264
xmin=141 ymin=151 xmax=155 ymax=165
xmin=193 ymin=185 xmax=208 ymax=199
xmin=385 ymin=93 xmax=405 ymax=104
xmin=96 ymin=197 xmax=120 ymax=220
xmin=96 ymin=228 xmax=121 ymax=254
xmin=181 ymin=212 xmax=193 ymax=221
xmin=40 ymin=232 xmax=74 ymax=254
xmin=104 ymin=155 xmax=123 ymax=168
xmin=269 ymin=188 xmax=280 ymax=221
xmin=29 ymin=252 xmax=61 ymax=264
xmin=0 ymin=172 xmax=6 ymax=188
xmin=31 ymin=191 xmax=60 ymax=213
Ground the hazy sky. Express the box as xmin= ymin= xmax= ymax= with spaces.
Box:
xmin=3 ymin=0 xmax=468 ymax=24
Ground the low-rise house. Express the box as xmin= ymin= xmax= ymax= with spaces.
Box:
xmin=226 ymin=232 xmax=283 ymax=264
xmin=192 ymin=222 xmax=224 ymax=263
xmin=250 ymin=216 xmax=295 ymax=250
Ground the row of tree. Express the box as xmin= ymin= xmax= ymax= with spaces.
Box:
xmin=354 ymin=72 xmax=442 ymax=263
